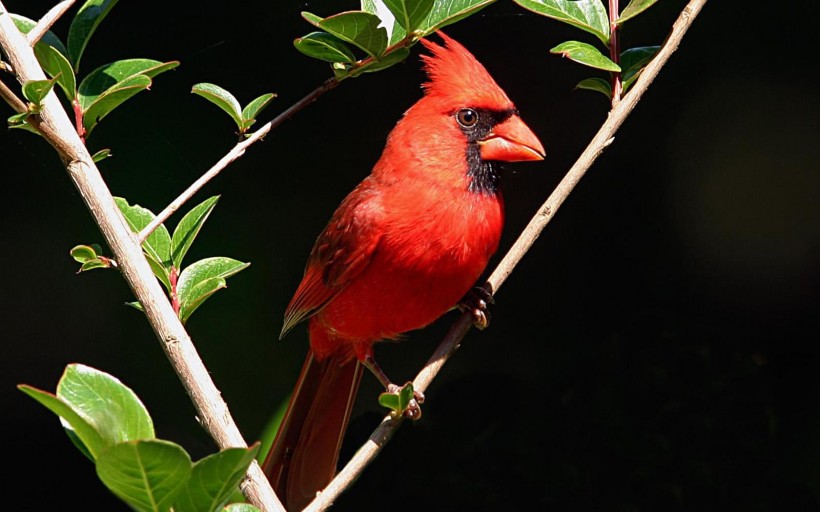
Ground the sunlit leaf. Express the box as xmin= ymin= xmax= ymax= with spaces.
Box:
xmin=97 ymin=440 xmax=191 ymax=512
xmin=294 ymin=32 xmax=358 ymax=64
xmin=78 ymin=59 xmax=179 ymax=111
xmin=22 ymin=78 xmax=56 ymax=106
xmin=305 ymin=11 xmax=388 ymax=57
xmin=191 ymin=83 xmax=243 ymax=129
xmin=82 ymin=74 xmax=151 ymax=135
xmin=177 ymin=257 xmax=250 ymax=323
xmin=361 ymin=0 xmax=407 ymax=45
xmin=113 ymin=197 xmax=172 ymax=272
xmin=91 ymin=148 xmax=112 ymax=162
xmin=170 ymin=196 xmax=220 ymax=269
xmin=418 ymin=0 xmax=496 ymax=35
xmin=37 ymin=45 xmax=76 ymax=100
xmin=383 ymin=0 xmax=435 ymax=32
xmin=57 ymin=364 xmax=155 ymax=447
xmin=173 ymin=446 xmax=260 ymax=512
xmin=241 ymin=93 xmax=276 ymax=129
xmin=512 ymin=0 xmax=609 ymax=44
xmin=617 ymin=0 xmax=659 ymax=24
xmin=67 ymin=0 xmax=119 ymax=71
xmin=551 ymin=40 xmax=620 ymax=71
xmin=576 ymin=77 xmax=612 ymax=97
xmin=351 ymin=47 xmax=411 ymax=76
xmin=621 ymin=45 xmax=660 ymax=91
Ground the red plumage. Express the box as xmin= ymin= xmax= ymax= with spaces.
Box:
xmin=263 ymin=32 xmax=544 ymax=510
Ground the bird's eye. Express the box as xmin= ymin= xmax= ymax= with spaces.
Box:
xmin=456 ymin=108 xmax=478 ymax=128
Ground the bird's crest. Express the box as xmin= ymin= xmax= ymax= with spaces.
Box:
xmin=419 ymin=32 xmax=513 ymax=109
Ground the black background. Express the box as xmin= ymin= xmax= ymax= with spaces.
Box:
xmin=3 ymin=1 xmax=820 ymax=510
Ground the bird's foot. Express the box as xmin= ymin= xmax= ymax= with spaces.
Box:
xmin=458 ymin=286 xmax=495 ymax=330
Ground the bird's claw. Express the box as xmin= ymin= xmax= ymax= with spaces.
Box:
xmin=458 ymin=286 xmax=494 ymax=330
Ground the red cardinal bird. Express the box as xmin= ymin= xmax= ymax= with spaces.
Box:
xmin=263 ymin=32 xmax=544 ymax=510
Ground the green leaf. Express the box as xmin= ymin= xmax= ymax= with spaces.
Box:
xmin=305 ymin=11 xmax=388 ymax=58
xmin=91 ymin=148 xmax=112 ymax=162
xmin=126 ymin=301 xmax=145 ymax=313
xmin=224 ymin=505 xmax=262 ymax=512
xmin=294 ymin=32 xmax=358 ymax=64
xmin=173 ymin=446 xmax=260 ymax=512
xmin=361 ymin=0 xmax=407 ymax=45
xmin=68 ymin=0 xmax=119 ymax=71
xmin=170 ymin=196 xmax=220 ymax=269
xmin=58 ymin=364 xmax=155 ymax=448
xmin=18 ymin=384 xmax=106 ymax=459
xmin=352 ymin=47 xmax=411 ymax=76
xmin=79 ymin=259 xmax=111 ymax=272
xmin=418 ymin=0 xmax=496 ymax=35
xmin=576 ymin=77 xmax=612 ymax=97
xmin=617 ymin=0 xmax=659 ymax=24
xmin=78 ymin=59 xmax=178 ymax=111
xmin=96 ymin=440 xmax=191 ymax=512
xmin=378 ymin=382 xmax=415 ymax=414
xmin=22 ymin=78 xmax=56 ymax=106
xmin=383 ymin=0 xmax=435 ymax=32
xmin=621 ymin=45 xmax=660 ymax=91
xmin=113 ymin=197 xmax=172 ymax=268
xmin=36 ymin=45 xmax=77 ymax=101
xmin=191 ymin=83 xmax=243 ymax=129
xmin=241 ymin=93 xmax=276 ymax=129
xmin=82 ymin=74 xmax=151 ymax=135
xmin=8 ymin=112 xmax=31 ymax=126
xmin=177 ymin=257 xmax=250 ymax=324
xmin=512 ymin=0 xmax=610 ymax=45
xmin=550 ymin=41 xmax=620 ymax=71
xmin=70 ymin=244 xmax=98 ymax=263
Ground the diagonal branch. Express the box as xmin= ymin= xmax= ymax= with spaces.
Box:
xmin=26 ymin=0 xmax=75 ymax=45
xmin=0 ymin=5 xmax=284 ymax=511
xmin=303 ymin=0 xmax=709 ymax=509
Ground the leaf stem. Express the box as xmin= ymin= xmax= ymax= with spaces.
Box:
xmin=303 ymin=0 xmax=709 ymax=509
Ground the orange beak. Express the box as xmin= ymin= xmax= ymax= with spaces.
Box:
xmin=478 ymin=115 xmax=545 ymax=162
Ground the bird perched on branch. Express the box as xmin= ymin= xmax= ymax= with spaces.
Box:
xmin=263 ymin=32 xmax=545 ymax=510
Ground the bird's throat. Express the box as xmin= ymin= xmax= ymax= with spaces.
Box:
xmin=466 ymin=143 xmax=501 ymax=196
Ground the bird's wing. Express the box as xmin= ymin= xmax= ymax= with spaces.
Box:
xmin=280 ymin=181 xmax=382 ymax=338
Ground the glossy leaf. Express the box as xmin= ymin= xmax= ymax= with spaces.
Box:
xmin=37 ymin=45 xmax=76 ymax=100
xmin=241 ymin=93 xmax=276 ymax=129
xmin=78 ymin=59 xmax=179 ymax=111
xmin=378 ymin=382 xmax=415 ymax=414
xmin=113 ymin=197 xmax=172 ymax=268
xmin=177 ymin=257 xmax=250 ymax=323
xmin=352 ymin=47 xmax=411 ymax=76
xmin=91 ymin=148 xmax=112 ymax=162
xmin=361 ymin=0 xmax=407 ymax=45
xmin=621 ymin=45 xmax=660 ymax=91
xmin=224 ymin=505 xmax=262 ymax=512
xmin=18 ymin=384 xmax=106 ymax=458
xmin=82 ymin=74 xmax=151 ymax=134
xmin=170 ymin=196 xmax=220 ymax=269
xmin=22 ymin=78 xmax=56 ymax=106
xmin=191 ymin=83 xmax=243 ymax=129
xmin=576 ymin=77 xmax=612 ymax=97
xmin=618 ymin=0 xmax=659 ymax=24
xmin=57 ymin=364 xmax=155 ymax=447
xmin=384 ymin=0 xmax=435 ymax=31
xmin=551 ymin=41 xmax=620 ymax=71
xmin=513 ymin=0 xmax=609 ymax=44
xmin=71 ymin=244 xmax=99 ymax=263
xmin=68 ymin=0 xmax=119 ymax=71
xmin=79 ymin=260 xmax=110 ymax=271
xmin=96 ymin=440 xmax=191 ymax=512
xmin=418 ymin=0 xmax=496 ymax=35
xmin=305 ymin=11 xmax=388 ymax=57
xmin=173 ymin=446 xmax=260 ymax=512
xmin=294 ymin=32 xmax=358 ymax=63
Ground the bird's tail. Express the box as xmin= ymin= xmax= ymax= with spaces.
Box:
xmin=262 ymin=347 xmax=363 ymax=510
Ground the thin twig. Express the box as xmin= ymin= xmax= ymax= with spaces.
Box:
xmin=0 ymin=5 xmax=284 ymax=511
xmin=304 ymin=0 xmax=708 ymax=509
xmin=26 ymin=0 xmax=75 ymax=45
xmin=0 ymin=76 xmax=26 ymax=112
xmin=137 ymin=78 xmax=338 ymax=243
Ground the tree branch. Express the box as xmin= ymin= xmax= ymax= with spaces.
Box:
xmin=26 ymin=0 xmax=74 ymax=45
xmin=0 ymin=5 xmax=284 ymax=511
xmin=303 ymin=0 xmax=709 ymax=509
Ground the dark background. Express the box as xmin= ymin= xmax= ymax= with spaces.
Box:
xmin=3 ymin=1 xmax=820 ymax=510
